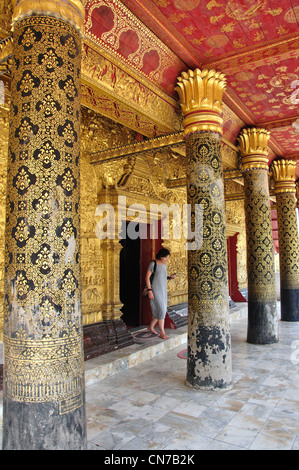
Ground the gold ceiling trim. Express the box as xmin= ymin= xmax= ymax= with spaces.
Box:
xmin=81 ymin=73 xmax=180 ymax=136
xmin=81 ymin=40 xmax=181 ymax=136
xmin=90 ymin=131 xmax=185 ymax=164
xmin=90 ymin=129 xmax=238 ymax=164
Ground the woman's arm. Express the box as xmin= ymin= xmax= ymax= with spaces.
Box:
xmin=145 ymin=270 xmax=152 ymax=289
xmin=145 ymin=269 xmax=154 ymax=298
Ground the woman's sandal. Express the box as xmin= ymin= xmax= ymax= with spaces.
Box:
xmin=159 ymin=334 xmax=169 ymax=340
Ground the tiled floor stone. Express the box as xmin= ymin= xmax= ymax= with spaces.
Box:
xmin=1 ymin=302 xmax=299 ymax=450
xmin=84 ymin=305 xmax=299 ymax=451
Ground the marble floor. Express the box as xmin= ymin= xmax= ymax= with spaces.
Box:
xmin=1 ymin=304 xmax=299 ymax=450
xmin=85 ymin=312 xmax=299 ymax=451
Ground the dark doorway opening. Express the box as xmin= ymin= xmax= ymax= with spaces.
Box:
xmin=120 ymin=220 xmax=163 ymax=328
xmin=120 ymin=221 xmax=140 ymax=328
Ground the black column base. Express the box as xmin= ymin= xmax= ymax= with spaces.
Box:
xmin=281 ymin=288 xmax=299 ymax=321
xmin=247 ymin=300 xmax=278 ymax=344
xmin=83 ymin=318 xmax=135 ymax=360
xmin=2 ymin=395 xmax=86 ymax=450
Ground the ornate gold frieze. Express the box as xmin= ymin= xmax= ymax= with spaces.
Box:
xmin=90 ymin=130 xmax=238 ymax=170
xmin=11 ymin=0 xmax=85 ymax=33
xmin=81 ymin=43 xmax=181 ymax=136
xmin=238 ymin=127 xmax=270 ymax=171
xmin=271 ymin=159 xmax=297 ymax=193
xmin=90 ymin=132 xmax=185 ymax=164
xmin=175 ymin=68 xmax=226 ymax=136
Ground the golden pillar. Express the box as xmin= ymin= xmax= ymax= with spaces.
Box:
xmin=239 ymin=128 xmax=278 ymax=344
xmin=3 ymin=0 xmax=87 ymax=449
xmin=176 ymin=69 xmax=232 ymax=389
xmin=271 ymin=160 xmax=299 ymax=321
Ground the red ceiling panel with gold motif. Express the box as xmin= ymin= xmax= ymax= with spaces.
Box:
xmin=119 ymin=0 xmax=299 ymax=159
xmin=84 ymin=0 xmax=299 ymax=160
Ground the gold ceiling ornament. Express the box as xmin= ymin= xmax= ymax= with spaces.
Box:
xmin=11 ymin=0 xmax=85 ymax=34
xmin=271 ymin=159 xmax=297 ymax=193
xmin=238 ymin=127 xmax=270 ymax=171
xmin=175 ymin=68 xmax=226 ymax=136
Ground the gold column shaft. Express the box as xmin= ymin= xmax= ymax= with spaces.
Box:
xmin=3 ymin=7 xmax=86 ymax=449
xmin=176 ymin=68 xmax=232 ymax=390
xmin=271 ymin=159 xmax=299 ymax=293
xmin=239 ymin=128 xmax=278 ymax=344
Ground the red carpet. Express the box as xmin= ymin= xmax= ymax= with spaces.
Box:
xmin=132 ymin=330 xmax=161 ymax=343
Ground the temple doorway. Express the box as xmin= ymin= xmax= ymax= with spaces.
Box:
xmin=120 ymin=220 xmax=162 ymax=328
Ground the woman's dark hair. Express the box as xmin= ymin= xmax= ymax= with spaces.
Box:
xmin=156 ymin=248 xmax=170 ymax=259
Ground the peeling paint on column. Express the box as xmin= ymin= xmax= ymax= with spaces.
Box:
xmin=187 ymin=325 xmax=232 ymax=389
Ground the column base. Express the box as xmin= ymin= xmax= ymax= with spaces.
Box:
xmin=2 ymin=396 xmax=86 ymax=450
xmin=281 ymin=288 xmax=299 ymax=321
xmin=186 ymin=325 xmax=232 ymax=390
xmin=83 ymin=319 xmax=135 ymax=360
xmin=247 ymin=300 xmax=279 ymax=344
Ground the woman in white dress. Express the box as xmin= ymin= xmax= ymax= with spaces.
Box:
xmin=144 ymin=248 xmax=176 ymax=339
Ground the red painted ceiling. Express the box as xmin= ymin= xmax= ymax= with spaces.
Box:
xmin=84 ymin=0 xmax=299 ymax=173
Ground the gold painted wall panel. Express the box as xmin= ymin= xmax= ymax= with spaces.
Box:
xmin=80 ymin=106 xmax=137 ymax=325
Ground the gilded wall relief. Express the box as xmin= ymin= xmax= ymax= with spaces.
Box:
xmin=0 ymin=0 xmax=12 ymax=38
xmin=80 ymin=106 xmax=137 ymax=325
xmin=81 ymin=44 xmax=181 ymax=136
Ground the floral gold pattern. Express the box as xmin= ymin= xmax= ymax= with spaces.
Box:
xmin=4 ymin=15 xmax=84 ymax=411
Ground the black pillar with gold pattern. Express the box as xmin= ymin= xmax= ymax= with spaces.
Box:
xmin=239 ymin=128 xmax=278 ymax=344
xmin=2 ymin=0 xmax=87 ymax=449
xmin=272 ymin=160 xmax=299 ymax=321
xmin=176 ymin=69 xmax=232 ymax=390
